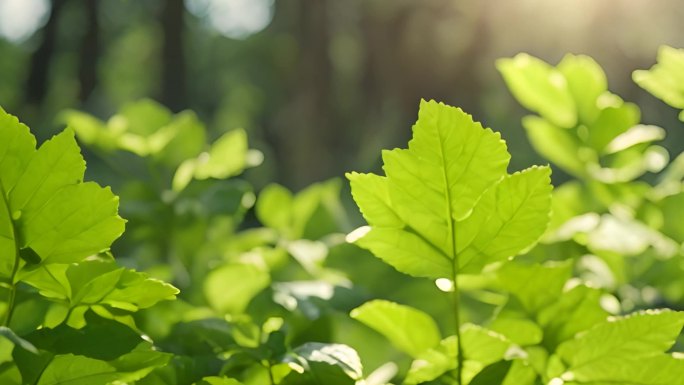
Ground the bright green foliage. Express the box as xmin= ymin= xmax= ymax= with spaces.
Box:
xmin=634 ymin=46 xmax=684 ymax=120
xmin=21 ymin=257 xmax=178 ymax=314
xmin=350 ymin=300 xmax=441 ymax=357
xmin=0 ymin=109 xmax=124 ymax=271
xmin=347 ymin=100 xmax=552 ymax=278
xmin=553 ymin=310 xmax=684 ymax=385
xmin=499 ymin=53 xmax=666 ymax=183
xmin=0 ymin=107 xmax=178 ymax=385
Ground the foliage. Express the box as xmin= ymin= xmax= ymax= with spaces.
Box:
xmin=2 ymin=47 xmax=684 ymax=385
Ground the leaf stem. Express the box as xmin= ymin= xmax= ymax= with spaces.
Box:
xmin=451 ymin=267 xmax=464 ymax=385
xmin=0 ymin=181 xmax=20 ymax=327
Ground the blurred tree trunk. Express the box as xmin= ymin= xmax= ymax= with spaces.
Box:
xmin=78 ymin=0 xmax=99 ymax=103
xmin=274 ymin=0 xmax=332 ymax=188
xmin=25 ymin=0 xmax=67 ymax=106
xmin=161 ymin=0 xmax=187 ymax=111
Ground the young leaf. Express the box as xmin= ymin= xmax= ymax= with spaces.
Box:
xmin=350 ymin=300 xmax=441 ymax=357
xmin=348 ymin=100 xmax=552 ymax=278
xmin=634 ymin=46 xmax=684 ymax=119
xmin=497 ymin=53 xmax=577 ymax=128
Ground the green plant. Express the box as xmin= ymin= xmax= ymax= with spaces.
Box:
xmin=0 ymin=107 xmax=178 ymax=384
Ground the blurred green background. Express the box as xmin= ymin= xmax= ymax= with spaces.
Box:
xmin=1 ymin=0 xmax=683 ymax=189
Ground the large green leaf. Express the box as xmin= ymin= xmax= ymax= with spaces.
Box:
xmin=0 ymin=110 xmax=125 ymax=274
xmin=347 ymin=100 xmax=552 ymax=278
xmin=350 ymin=300 xmax=441 ymax=358
xmin=557 ymin=310 xmax=684 ymax=371
xmin=456 ymin=166 xmax=552 ymax=273
xmin=562 ymin=354 xmax=684 ymax=385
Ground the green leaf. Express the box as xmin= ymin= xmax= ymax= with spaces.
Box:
xmin=456 ymin=166 xmax=553 ymax=273
xmin=522 ymin=115 xmax=585 ymax=176
xmin=587 ymin=103 xmax=640 ymax=153
xmin=349 ymin=101 xmax=551 ymax=278
xmin=634 ymin=46 xmax=684 ymax=112
xmin=203 ymin=263 xmax=270 ymax=314
xmin=497 ymin=261 xmax=572 ymax=313
xmin=351 ymin=226 xmax=452 ymax=279
xmin=561 ymin=354 xmax=684 ymax=385
xmin=537 ymin=285 xmax=609 ymax=350
xmin=286 ymin=343 xmax=363 ymax=385
xmin=22 ymin=259 xmax=178 ymax=312
xmin=557 ymin=54 xmax=607 ymax=124
xmin=468 ymin=360 xmax=512 ymax=385
xmin=0 ymin=107 xmax=36 ymax=192
xmin=154 ymin=111 xmax=207 ymax=167
xmin=404 ymin=325 xmax=512 ymax=385
xmin=0 ymin=112 xmax=125 ymax=272
xmin=21 ymin=182 xmax=125 ymax=264
xmin=255 ymin=183 xmax=293 ymax=232
xmin=347 ymin=173 xmax=402 ymax=228
xmin=557 ymin=309 xmax=684 ymax=369
xmin=497 ymin=53 xmax=577 ymax=128
xmin=15 ymin=346 xmax=170 ymax=385
xmin=194 ymin=129 xmax=249 ymax=180
xmin=350 ymin=300 xmax=441 ymax=357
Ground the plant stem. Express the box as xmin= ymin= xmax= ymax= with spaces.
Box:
xmin=0 ymin=181 xmax=20 ymax=327
xmin=451 ymin=267 xmax=463 ymax=385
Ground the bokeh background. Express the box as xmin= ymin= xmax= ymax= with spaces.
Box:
xmin=1 ymin=0 xmax=683 ymax=189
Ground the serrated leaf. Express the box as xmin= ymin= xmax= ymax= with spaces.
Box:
xmin=350 ymin=300 xmax=441 ymax=358
xmin=557 ymin=309 xmax=684 ymax=369
xmin=21 ymin=182 xmax=125 ymax=264
xmin=456 ymin=166 xmax=553 ymax=273
xmin=497 ymin=53 xmax=577 ymax=128
xmin=562 ymin=354 xmax=684 ymax=385
xmin=349 ymin=101 xmax=551 ymax=278
xmin=347 ymin=172 xmax=402 ymax=228
xmin=22 ymin=259 xmax=178 ymax=311
xmin=0 ymin=110 xmax=125 ymax=273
